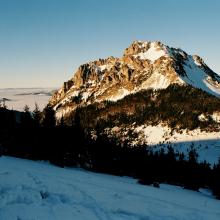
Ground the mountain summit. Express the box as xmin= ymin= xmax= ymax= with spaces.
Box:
xmin=50 ymin=40 xmax=220 ymax=118
xmin=48 ymin=40 xmax=220 ymax=163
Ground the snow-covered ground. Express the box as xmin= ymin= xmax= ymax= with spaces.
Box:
xmin=140 ymin=125 xmax=220 ymax=165
xmin=106 ymin=125 xmax=220 ymax=165
xmin=0 ymin=156 xmax=219 ymax=220
xmin=134 ymin=125 xmax=220 ymax=165
xmin=0 ymin=88 xmax=56 ymax=111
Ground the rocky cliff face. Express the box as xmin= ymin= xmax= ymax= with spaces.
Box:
xmin=49 ymin=40 xmax=220 ymax=118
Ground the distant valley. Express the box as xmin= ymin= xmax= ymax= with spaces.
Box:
xmin=0 ymin=88 xmax=56 ymax=111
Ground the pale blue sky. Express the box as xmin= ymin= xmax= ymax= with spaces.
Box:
xmin=0 ymin=0 xmax=220 ymax=88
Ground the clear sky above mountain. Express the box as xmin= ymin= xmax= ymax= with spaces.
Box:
xmin=0 ymin=0 xmax=219 ymax=88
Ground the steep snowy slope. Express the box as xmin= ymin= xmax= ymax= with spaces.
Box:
xmin=181 ymin=55 xmax=220 ymax=97
xmin=0 ymin=156 xmax=220 ymax=220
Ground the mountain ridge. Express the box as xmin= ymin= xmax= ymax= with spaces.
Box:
xmin=49 ymin=40 xmax=220 ymax=118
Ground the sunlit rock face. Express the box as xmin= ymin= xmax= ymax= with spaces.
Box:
xmin=49 ymin=40 xmax=220 ymax=118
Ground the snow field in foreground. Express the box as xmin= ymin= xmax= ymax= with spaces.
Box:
xmin=0 ymin=156 xmax=220 ymax=220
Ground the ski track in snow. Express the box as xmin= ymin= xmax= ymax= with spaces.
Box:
xmin=0 ymin=157 xmax=220 ymax=220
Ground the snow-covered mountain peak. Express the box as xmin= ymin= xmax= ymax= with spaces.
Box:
xmin=124 ymin=40 xmax=169 ymax=62
xmin=192 ymin=55 xmax=204 ymax=66
xmin=49 ymin=40 xmax=220 ymax=118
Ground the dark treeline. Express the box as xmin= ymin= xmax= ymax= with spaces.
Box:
xmin=64 ymin=84 xmax=220 ymax=132
xmin=0 ymin=104 xmax=220 ymax=200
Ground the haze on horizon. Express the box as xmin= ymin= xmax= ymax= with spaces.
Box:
xmin=0 ymin=0 xmax=220 ymax=88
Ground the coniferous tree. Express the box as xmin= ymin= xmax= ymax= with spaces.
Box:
xmin=41 ymin=106 xmax=56 ymax=128
xmin=58 ymin=115 xmax=66 ymax=128
xmin=211 ymin=158 xmax=220 ymax=199
xmin=70 ymin=109 xmax=87 ymax=167
xmin=33 ymin=103 xmax=41 ymax=127
xmin=184 ymin=147 xmax=200 ymax=190
xmin=20 ymin=105 xmax=34 ymax=128
xmin=1 ymin=98 xmax=7 ymax=109
xmin=188 ymin=146 xmax=198 ymax=164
